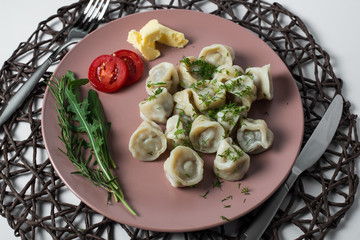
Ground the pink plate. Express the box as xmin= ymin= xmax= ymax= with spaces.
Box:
xmin=41 ymin=9 xmax=303 ymax=232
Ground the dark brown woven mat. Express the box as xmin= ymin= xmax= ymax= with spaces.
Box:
xmin=1 ymin=0 xmax=359 ymax=239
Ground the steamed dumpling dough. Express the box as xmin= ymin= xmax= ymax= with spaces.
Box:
xmin=224 ymin=75 xmax=257 ymax=109
xmin=165 ymin=114 xmax=192 ymax=149
xmin=164 ymin=146 xmax=204 ymax=187
xmin=129 ymin=120 xmax=167 ymax=161
xmin=189 ymin=115 xmax=225 ymax=153
xmin=172 ymin=88 xmax=199 ymax=120
xmin=214 ymin=138 xmax=250 ymax=181
xmin=146 ymin=62 xmax=179 ymax=94
xmin=246 ymin=64 xmax=273 ymax=100
xmin=199 ymin=44 xmax=235 ymax=66
xmin=213 ymin=64 xmax=244 ymax=84
xmin=191 ymin=80 xmax=226 ymax=112
xmin=139 ymin=88 xmax=174 ymax=124
xmin=212 ymin=102 xmax=248 ymax=137
xmin=177 ymin=56 xmax=202 ymax=88
xmin=237 ymin=118 xmax=274 ymax=154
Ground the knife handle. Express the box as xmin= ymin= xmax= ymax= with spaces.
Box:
xmin=241 ymin=170 xmax=299 ymax=240
xmin=0 ymin=55 xmax=53 ymax=127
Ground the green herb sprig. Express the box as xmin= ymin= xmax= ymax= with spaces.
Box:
xmin=47 ymin=71 xmax=136 ymax=216
xmin=180 ymin=56 xmax=217 ymax=80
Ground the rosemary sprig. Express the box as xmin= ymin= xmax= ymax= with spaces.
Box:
xmin=47 ymin=71 xmax=136 ymax=216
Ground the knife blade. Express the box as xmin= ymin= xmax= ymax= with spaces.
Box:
xmin=240 ymin=94 xmax=343 ymax=240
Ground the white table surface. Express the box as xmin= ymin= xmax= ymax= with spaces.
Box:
xmin=1 ymin=0 xmax=359 ymax=239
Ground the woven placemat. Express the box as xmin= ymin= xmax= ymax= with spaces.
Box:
xmin=1 ymin=0 xmax=359 ymax=239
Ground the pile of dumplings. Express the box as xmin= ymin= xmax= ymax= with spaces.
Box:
xmin=129 ymin=44 xmax=274 ymax=188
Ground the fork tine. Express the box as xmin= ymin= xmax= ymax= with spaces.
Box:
xmin=87 ymin=0 xmax=109 ymax=23
xmin=72 ymin=0 xmax=109 ymax=33
xmin=81 ymin=0 xmax=100 ymax=26
xmin=85 ymin=0 xmax=110 ymax=32
xmin=73 ymin=0 xmax=96 ymax=27
xmin=96 ymin=0 xmax=110 ymax=21
xmin=82 ymin=0 xmax=96 ymax=16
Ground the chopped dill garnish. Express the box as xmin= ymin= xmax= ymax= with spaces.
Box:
xmin=180 ymin=56 xmax=217 ymax=80
xmin=200 ymin=137 xmax=210 ymax=146
xmin=208 ymin=102 xmax=248 ymax=122
xmin=200 ymin=190 xmax=210 ymax=199
xmin=218 ymin=147 xmax=244 ymax=162
xmin=221 ymin=195 xmax=233 ymax=202
xmin=212 ymin=175 xmax=224 ymax=189
xmin=241 ymin=186 xmax=251 ymax=195
xmin=146 ymin=81 xmax=167 ymax=88
xmin=190 ymin=80 xmax=225 ymax=110
xmin=221 ymin=76 xmax=255 ymax=99
xmin=174 ymin=128 xmax=186 ymax=137
xmin=145 ymin=87 xmax=164 ymax=101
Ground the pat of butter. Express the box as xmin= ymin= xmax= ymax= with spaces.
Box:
xmin=128 ymin=30 xmax=161 ymax=61
xmin=127 ymin=19 xmax=188 ymax=60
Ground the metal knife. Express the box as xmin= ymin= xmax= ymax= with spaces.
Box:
xmin=240 ymin=94 xmax=343 ymax=240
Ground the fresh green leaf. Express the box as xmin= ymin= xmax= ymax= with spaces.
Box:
xmin=46 ymin=71 xmax=136 ymax=216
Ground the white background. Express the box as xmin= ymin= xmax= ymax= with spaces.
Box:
xmin=1 ymin=0 xmax=360 ymax=239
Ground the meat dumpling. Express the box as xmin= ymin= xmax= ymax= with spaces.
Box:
xmin=146 ymin=62 xmax=179 ymax=94
xmin=129 ymin=120 xmax=167 ymax=161
xmin=164 ymin=146 xmax=204 ymax=187
xmin=165 ymin=114 xmax=192 ymax=149
xmin=246 ymin=64 xmax=273 ymax=100
xmin=189 ymin=115 xmax=225 ymax=153
xmin=210 ymin=102 xmax=248 ymax=137
xmin=224 ymin=75 xmax=257 ymax=109
xmin=199 ymin=44 xmax=235 ymax=66
xmin=177 ymin=56 xmax=202 ymax=88
xmin=172 ymin=88 xmax=199 ymax=120
xmin=213 ymin=64 xmax=244 ymax=84
xmin=139 ymin=88 xmax=174 ymax=124
xmin=191 ymin=80 xmax=226 ymax=112
xmin=236 ymin=118 xmax=274 ymax=154
xmin=214 ymin=138 xmax=250 ymax=181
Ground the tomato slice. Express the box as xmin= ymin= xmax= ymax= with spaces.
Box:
xmin=112 ymin=50 xmax=143 ymax=86
xmin=88 ymin=55 xmax=129 ymax=93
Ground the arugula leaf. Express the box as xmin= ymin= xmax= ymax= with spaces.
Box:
xmin=47 ymin=70 xmax=136 ymax=216
xmin=88 ymin=89 xmax=115 ymax=169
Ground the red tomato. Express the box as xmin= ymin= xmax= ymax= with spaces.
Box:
xmin=88 ymin=55 xmax=129 ymax=93
xmin=112 ymin=49 xmax=143 ymax=86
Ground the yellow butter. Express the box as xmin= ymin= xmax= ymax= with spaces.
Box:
xmin=128 ymin=30 xmax=161 ymax=60
xmin=127 ymin=19 xmax=188 ymax=60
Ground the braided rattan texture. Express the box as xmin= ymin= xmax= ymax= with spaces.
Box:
xmin=1 ymin=0 xmax=359 ymax=239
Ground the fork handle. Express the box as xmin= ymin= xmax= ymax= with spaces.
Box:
xmin=0 ymin=56 xmax=53 ymax=127
xmin=0 ymin=38 xmax=79 ymax=128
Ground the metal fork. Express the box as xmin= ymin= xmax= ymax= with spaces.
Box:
xmin=0 ymin=0 xmax=110 ymax=127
